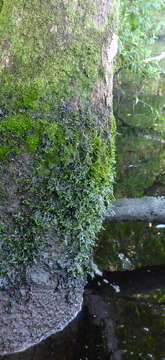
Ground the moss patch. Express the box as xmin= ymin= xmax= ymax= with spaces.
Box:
xmin=0 ymin=0 xmax=104 ymax=109
xmin=0 ymin=103 xmax=116 ymax=276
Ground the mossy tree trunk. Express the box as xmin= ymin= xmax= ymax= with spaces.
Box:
xmin=0 ymin=0 xmax=117 ymax=276
xmin=0 ymin=0 xmax=118 ymax=353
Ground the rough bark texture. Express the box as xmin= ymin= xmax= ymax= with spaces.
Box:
xmin=105 ymin=196 xmax=165 ymax=223
xmin=0 ymin=0 xmax=118 ymax=355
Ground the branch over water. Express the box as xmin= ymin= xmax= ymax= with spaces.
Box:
xmin=106 ymin=196 xmax=165 ymax=223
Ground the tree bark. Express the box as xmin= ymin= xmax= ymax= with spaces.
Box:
xmin=105 ymin=196 xmax=165 ymax=223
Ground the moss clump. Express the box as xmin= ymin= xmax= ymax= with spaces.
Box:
xmin=0 ymin=111 xmax=39 ymax=155
xmin=90 ymin=119 xmax=116 ymax=186
xmin=24 ymin=104 xmax=116 ymax=275
xmin=25 ymin=134 xmax=39 ymax=152
xmin=1 ymin=113 xmax=34 ymax=135
xmin=0 ymin=145 xmax=10 ymax=159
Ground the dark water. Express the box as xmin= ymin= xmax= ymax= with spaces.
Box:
xmin=4 ymin=40 xmax=165 ymax=360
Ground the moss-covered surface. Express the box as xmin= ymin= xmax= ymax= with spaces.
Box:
xmin=0 ymin=0 xmax=116 ymax=278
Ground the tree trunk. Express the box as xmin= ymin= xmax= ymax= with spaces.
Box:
xmin=0 ymin=0 xmax=118 ymax=354
xmin=105 ymin=197 xmax=165 ymax=223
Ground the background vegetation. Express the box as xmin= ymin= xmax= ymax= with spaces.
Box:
xmin=117 ymin=0 xmax=165 ymax=79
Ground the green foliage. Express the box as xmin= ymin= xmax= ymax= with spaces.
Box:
xmin=116 ymin=131 xmax=165 ymax=198
xmin=117 ymin=0 xmax=165 ymax=79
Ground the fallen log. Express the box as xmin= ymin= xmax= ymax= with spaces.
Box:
xmin=105 ymin=196 xmax=165 ymax=223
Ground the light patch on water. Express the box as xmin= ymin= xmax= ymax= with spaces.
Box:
xmin=103 ymin=278 xmax=109 ymax=284
xmin=110 ymin=284 xmax=120 ymax=293
xmin=144 ymin=327 xmax=150 ymax=332
xmin=118 ymin=253 xmax=132 ymax=269
xmin=155 ymin=224 xmax=165 ymax=229
xmin=91 ymin=261 xmax=103 ymax=276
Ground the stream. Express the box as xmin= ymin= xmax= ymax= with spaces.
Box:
xmin=2 ymin=36 xmax=165 ymax=360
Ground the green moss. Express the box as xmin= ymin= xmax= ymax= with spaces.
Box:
xmin=25 ymin=134 xmax=39 ymax=152
xmin=0 ymin=0 xmax=103 ymax=107
xmin=31 ymin=108 xmax=116 ymax=274
xmin=90 ymin=136 xmax=113 ymax=185
xmin=0 ymin=145 xmax=10 ymax=159
xmin=0 ymin=111 xmax=38 ymax=156
xmin=91 ymin=115 xmax=116 ymax=184
xmin=0 ymin=103 xmax=116 ymax=276
xmin=0 ymin=0 xmax=117 ymax=276
xmin=0 ymin=0 xmax=106 ymax=158
xmin=16 ymin=88 xmax=39 ymax=110
xmin=1 ymin=113 xmax=34 ymax=135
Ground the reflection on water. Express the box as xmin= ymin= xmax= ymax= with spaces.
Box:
xmin=113 ymin=74 xmax=165 ymax=198
xmin=95 ymin=222 xmax=165 ymax=271
xmin=81 ymin=283 xmax=165 ymax=360
xmin=113 ymin=36 xmax=165 ymax=198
